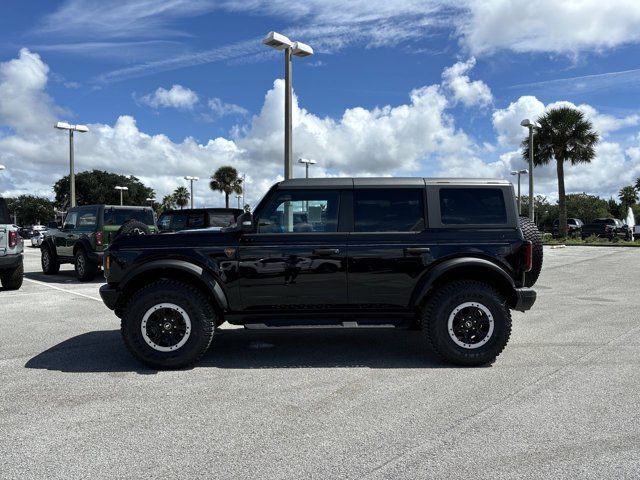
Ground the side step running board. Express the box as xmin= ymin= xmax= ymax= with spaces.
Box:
xmin=244 ymin=321 xmax=397 ymax=330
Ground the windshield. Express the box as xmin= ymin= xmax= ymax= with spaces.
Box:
xmin=104 ymin=208 xmax=155 ymax=226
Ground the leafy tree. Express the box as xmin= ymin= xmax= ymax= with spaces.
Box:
xmin=53 ymin=170 xmax=154 ymax=209
xmin=522 ymin=106 xmax=599 ymax=237
xmin=564 ymin=193 xmax=609 ymax=223
xmin=519 ymin=195 xmax=556 ymax=228
xmin=606 ymin=197 xmax=621 ymax=219
xmin=5 ymin=195 xmax=55 ymax=226
xmin=209 ymin=166 xmax=243 ymax=208
xmin=173 ymin=187 xmax=190 ymax=209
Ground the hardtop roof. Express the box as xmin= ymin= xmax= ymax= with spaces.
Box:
xmin=277 ymin=177 xmax=510 ymax=189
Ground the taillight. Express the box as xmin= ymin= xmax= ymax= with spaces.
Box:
xmin=8 ymin=231 xmax=18 ymax=248
xmin=95 ymin=231 xmax=104 ymax=246
xmin=522 ymin=241 xmax=533 ymax=272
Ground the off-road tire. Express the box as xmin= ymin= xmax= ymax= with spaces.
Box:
xmin=519 ymin=216 xmax=543 ymax=287
xmin=114 ymin=220 xmax=150 ymax=240
xmin=74 ymin=249 xmax=98 ymax=281
xmin=423 ymin=281 xmax=511 ymax=366
xmin=41 ymin=246 xmax=60 ymax=275
xmin=1 ymin=261 xmax=23 ymax=290
xmin=121 ymin=280 xmax=216 ymax=369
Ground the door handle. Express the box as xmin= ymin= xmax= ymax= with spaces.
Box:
xmin=404 ymin=247 xmax=430 ymax=255
xmin=313 ymin=248 xmax=340 ymax=256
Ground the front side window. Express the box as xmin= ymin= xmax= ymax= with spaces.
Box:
xmin=187 ymin=213 xmax=205 ymax=228
xmin=208 ymin=212 xmax=236 ymax=228
xmin=64 ymin=211 xmax=78 ymax=229
xmin=440 ymin=188 xmax=507 ymax=225
xmin=258 ymin=190 xmax=339 ymax=233
xmin=354 ymin=189 xmax=425 ymax=232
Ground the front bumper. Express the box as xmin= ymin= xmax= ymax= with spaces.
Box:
xmin=99 ymin=284 xmax=120 ymax=310
xmin=513 ymin=287 xmax=536 ymax=312
xmin=0 ymin=253 xmax=23 ymax=269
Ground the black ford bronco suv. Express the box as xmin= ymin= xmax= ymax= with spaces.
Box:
xmin=100 ymin=178 xmax=542 ymax=369
xmin=41 ymin=205 xmax=156 ymax=281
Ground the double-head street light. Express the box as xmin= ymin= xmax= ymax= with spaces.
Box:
xmin=184 ymin=176 xmax=199 ymax=209
xmin=54 ymin=121 xmax=89 ymax=208
xmin=262 ymin=31 xmax=313 ymax=180
xmin=520 ymin=119 xmax=541 ymax=221
xmin=298 ymin=158 xmax=316 ymax=178
xmin=510 ymin=169 xmax=528 ymax=215
xmin=114 ymin=186 xmax=128 ymax=206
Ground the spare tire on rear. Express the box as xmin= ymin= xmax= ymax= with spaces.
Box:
xmin=519 ymin=216 xmax=543 ymax=287
xmin=114 ymin=220 xmax=150 ymax=240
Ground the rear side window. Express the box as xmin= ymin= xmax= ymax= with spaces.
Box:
xmin=104 ymin=208 xmax=155 ymax=226
xmin=354 ymin=189 xmax=425 ymax=232
xmin=440 ymin=188 xmax=507 ymax=225
xmin=208 ymin=212 xmax=236 ymax=228
xmin=77 ymin=210 xmax=97 ymax=227
xmin=187 ymin=213 xmax=205 ymax=228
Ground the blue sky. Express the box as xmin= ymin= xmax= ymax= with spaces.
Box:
xmin=2 ymin=0 xmax=640 ymax=207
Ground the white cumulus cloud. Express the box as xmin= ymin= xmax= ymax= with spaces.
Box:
xmin=441 ymin=57 xmax=492 ymax=107
xmin=138 ymin=84 xmax=199 ymax=110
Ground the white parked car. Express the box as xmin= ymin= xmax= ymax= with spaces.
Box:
xmin=30 ymin=229 xmax=46 ymax=247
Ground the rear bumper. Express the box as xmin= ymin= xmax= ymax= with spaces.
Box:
xmin=99 ymin=284 xmax=120 ymax=310
xmin=0 ymin=253 xmax=22 ymax=269
xmin=513 ymin=287 xmax=536 ymax=312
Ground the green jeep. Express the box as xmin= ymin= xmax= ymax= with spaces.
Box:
xmin=41 ymin=205 xmax=157 ymax=281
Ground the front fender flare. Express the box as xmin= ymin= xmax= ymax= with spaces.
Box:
xmin=119 ymin=259 xmax=229 ymax=310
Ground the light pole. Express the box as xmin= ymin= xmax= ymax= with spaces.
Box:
xmin=236 ymin=194 xmax=242 ymax=209
xmin=146 ymin=197 xmax=154 ymax=206
xmin=510 ymin=169 xmax=528 ymax=215
xmin=263 ymin=32 xmax=314 ymax=180
xmin=54 ymin=122 xmax=89 ymax=208
xmin=114 ymin=186 xmax=128 ymax=206
xmin=184 ymin=176 xmax=199 ymax=209
xmin=298 ymin=158 xmax=316 ymax=178
xmin=520 ymin=119 xmax=541 ymax=221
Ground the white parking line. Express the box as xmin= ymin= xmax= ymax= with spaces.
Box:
xmin=22 ymin=277 xmax=102 ymax=302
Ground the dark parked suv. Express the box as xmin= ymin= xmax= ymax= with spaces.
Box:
xmin=41 ymin=205 xmax=157 ymax=281
xmin=100 ymin=178 xmax=541 ymax=369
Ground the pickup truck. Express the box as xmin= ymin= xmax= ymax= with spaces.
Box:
xmin=581 ymin=218 xmax=630 ymax=240
xmin=0 ymin=198 xmax=23 ymax=290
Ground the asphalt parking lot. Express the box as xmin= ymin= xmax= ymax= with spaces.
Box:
xmin=1 ymin=246 xmax=639 ymax=479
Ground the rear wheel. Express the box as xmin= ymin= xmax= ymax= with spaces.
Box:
xmin=519 ymin=216 xmax=543 ymax=287
xmin=41 ymin=246 xmax=60 ymax=275
xmin=74 ymin=249 xmax=98 ymax=281
xmin=121 ymin=280 xmax=216 ymax=369
xmin=1 ymin=261 xmax=23 ymax=290
xmin=423 ymin=281 xmax=511 ymax=366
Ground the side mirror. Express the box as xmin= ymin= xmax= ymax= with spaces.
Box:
xmin=238 ymin=212 xmax=254 ymax=233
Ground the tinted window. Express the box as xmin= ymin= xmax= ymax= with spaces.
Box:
xmin=440 ymin=188 xmax=507 ymax=225
xmin=592 ymin=219 xmax=614 ymax=225
xmin=170 ymin=213 xmax=188 ymax=230
xmin=354 ymin=189 xmax=425 ymax=232
xmin=208 ymin=212 xmax=236 ymax=228
xmin=187 ymin=213 xmax=205 ymax=228
xmin=157 ymin=214 xmax=171 ymax=231
xmin=64 ymin=211 xmax=78 ymax=229
xmin=258 ymin=190 xmax=339 ymax=233
xmin=104 ymin=208 xmax=154 ymax=226
xmin=77 ymin=210 xmax=97 ymax=227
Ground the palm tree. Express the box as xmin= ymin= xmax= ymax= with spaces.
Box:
xmin=173 ymin=186 xmax=190 ymax=210
xmin=161 ymin=194 xmax=176 ymax=211
xmin=521 ymin=106 xmax=599 ymax=237
xmin=210 ymin=166 xmax=243 ymax=208
xmin=619 ymin=185 xmax=639 ymax=211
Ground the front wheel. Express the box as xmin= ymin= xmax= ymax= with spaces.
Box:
xmin=422 ymin=281 xmax=512 ymax=366
xmin=41 ymin=247 xmax=60 ymax=275
xmin=121 ymin=280 xmax=216 ymax=369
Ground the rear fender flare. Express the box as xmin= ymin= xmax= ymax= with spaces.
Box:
xmin=411 ymin=257 xmax=516 ymax=308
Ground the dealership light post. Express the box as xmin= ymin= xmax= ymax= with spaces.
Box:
xmin=146 ymin=197 xmax=155 ymax=207
xmin=520 ymin=119 xmax=541 ymax=221
xmin=262 ymin=32 xmax=314 ymax=180
xmin=54 ymin=122 xmax=88 ymax=208
xmin=114 ymin=186 xmax=128 ymax=206
xmin=236 ymin=194 xmax=242 ymax=209
xmin=184 ymin=176 xmax=199 ymax=209
xmin=510 ymin=169 xmax=528 ymax=215
xmin=298 ymin=158 xmax=316 ymax=178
